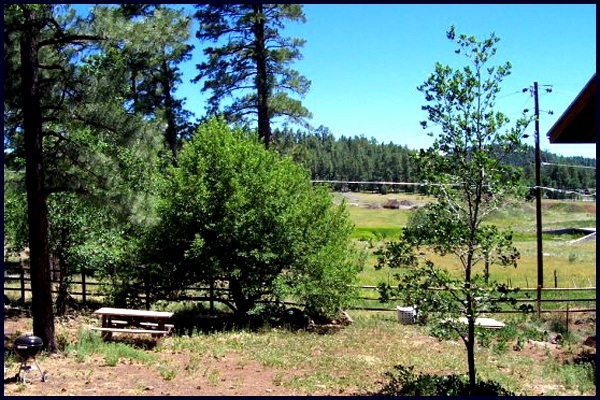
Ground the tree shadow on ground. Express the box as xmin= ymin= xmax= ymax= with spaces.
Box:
xmin=169 ymin=313 xmax=317 ymax=336
xmin=169 ymin=307 xmax=348 ymax=337
xmin=356 ymin=364 xmax=518 ymax=396
xmin=97 ymin=335 xmax=159 ymax=350
xmin=569 ymin=348 xmax=596 ymax=386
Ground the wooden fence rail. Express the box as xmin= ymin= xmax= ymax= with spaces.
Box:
xmin=354 ymin=285 xmax=597 ymax=291
xmin=4 ymin=266 xmax=596 ymax=314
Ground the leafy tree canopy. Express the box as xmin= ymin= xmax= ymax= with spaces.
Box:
xmin=376 ymin=25 xmax=533 ymax=393
xmin=138 ymin=117 xmax=362 ymax=317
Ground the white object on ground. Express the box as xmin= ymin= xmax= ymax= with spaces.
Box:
xmin=457 ymin=317 xmax=505 ymax=329
xmin=396 ymin=306 xmax=417 ymax=324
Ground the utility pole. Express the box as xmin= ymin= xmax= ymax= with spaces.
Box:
xmin=533 ymin=82 xmax=543 ymax=318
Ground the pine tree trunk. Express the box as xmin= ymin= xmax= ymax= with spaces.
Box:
xmin=253 ymin=4 xmax=271 ymax=148
xmin=20 ymin=6 xmax=58 ymax=353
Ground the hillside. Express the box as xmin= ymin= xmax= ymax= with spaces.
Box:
xmin=272 ymin=127 xmax=596 ymax=198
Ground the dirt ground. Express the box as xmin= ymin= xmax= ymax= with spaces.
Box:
xmin=3 ymin=309 xmax=596 ymax=396
xmin=3 ymin=308 xmax=359 ymax=396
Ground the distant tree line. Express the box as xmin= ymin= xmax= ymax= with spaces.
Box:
xmin=503 ymin=147 xmax=596 ymax=198
xmin=272 ymin=126 xmax=596 ymax=198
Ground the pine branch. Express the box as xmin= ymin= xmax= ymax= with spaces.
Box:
xmin=39 ymin=34 xmax=106 ymax=47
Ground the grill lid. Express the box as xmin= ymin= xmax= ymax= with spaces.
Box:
xmin=14 ymin=335 xmax=44 ymax=360
xmin=14 ymin=335 xmax=43 ymax=348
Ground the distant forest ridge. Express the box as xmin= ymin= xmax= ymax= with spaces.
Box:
xmin=271 ymin=127 xmax=596 ymax=198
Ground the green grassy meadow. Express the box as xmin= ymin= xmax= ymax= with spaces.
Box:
xmin=343 ymin=192 xmax=596 ymax=294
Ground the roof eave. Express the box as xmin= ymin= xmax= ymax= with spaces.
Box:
xmin=546 ymin=73 xmax=596 ymax=144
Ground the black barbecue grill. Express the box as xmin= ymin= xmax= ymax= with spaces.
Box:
xmin=13 ymin=334 xmax=47 ymax=383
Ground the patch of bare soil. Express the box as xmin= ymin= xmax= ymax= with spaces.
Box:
xmin=580 ymin=203 xmax=596 ymax=214
xmin=4 ymin=342 xmax=309 ymax=395
xmin=4 ymin=351 xmax=307 ymax=396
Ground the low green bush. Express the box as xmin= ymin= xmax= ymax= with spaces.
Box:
xmin=375 ymin=364 xmax=518 ymax=396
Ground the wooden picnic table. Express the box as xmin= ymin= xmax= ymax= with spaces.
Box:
xmin=92 ymin=307 xmax=174 ymax=342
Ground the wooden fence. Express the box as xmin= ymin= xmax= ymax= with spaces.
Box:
xmin=352 ymin=285 xmax=597 ymax=313
xmin=4 ymin=265 xmax=596 ymax=314
xmin=4 ymin=264 xmax=101 ymax=306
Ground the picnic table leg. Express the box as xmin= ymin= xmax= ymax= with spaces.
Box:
xmin=101 ymin=315 xmax=112 ymax=339
xmin=152 ymin=319 xmax=168 ymax=345
xmin=151 ymin=330 xmax=166 ymax=346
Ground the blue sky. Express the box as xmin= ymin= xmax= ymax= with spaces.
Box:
xmin=176 ymin=3 xmax=596 ymax=159
xmin=77 ymin=4 xmax=597 ymax=159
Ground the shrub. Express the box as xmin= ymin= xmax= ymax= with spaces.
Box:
xmin=375 ymin=364 xmax=518 ymax=396
xmin=140 ymin=117 xmax=363 ymax=318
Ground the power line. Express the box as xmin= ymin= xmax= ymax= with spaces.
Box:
xmin=312 ymin=180 xmax=595 ymax=193
xmin=541 ymin=162 xmax=596 ymax=170
xmin=498 ymin=89 xmax=525 ymax=100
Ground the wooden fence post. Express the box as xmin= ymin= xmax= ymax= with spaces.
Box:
xmin=209 ymin=278 xmax=215 ymax=314
xmin=554 ymin=270 xmax=558 ymax=288
xmin=81 ymin=268 xmax=87 ymax=306
xmin=536 ymin=285 xmax=541 ymax=318
xmin=19 ymin=263 xmax=26 ymax=303
xmin=565 ymin=303 xmax=570 ymax=336
xmin=144 ymin=268 xmax=150 ymax=310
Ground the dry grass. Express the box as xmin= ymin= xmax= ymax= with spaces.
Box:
xmin=4 ymin=310 xmax=596 ymax=396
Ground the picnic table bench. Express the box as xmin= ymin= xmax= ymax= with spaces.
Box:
xmin=92 ymin=307 xmax=174 ymax=342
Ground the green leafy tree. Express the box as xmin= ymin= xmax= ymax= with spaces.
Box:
xmin=194 ymin=4 xmax=312 ymax=148
xmin=3 ymin=169 xmax=28 ymax=257
xmin=375 ymin=26 xmax=532 ymax=393
xmin=141 ymin=117 xmax=362 ymax=317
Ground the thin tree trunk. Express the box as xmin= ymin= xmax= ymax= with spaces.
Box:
xmin=54 ymin=251 xmax=70 ymax=317
xmin=20 ymin=6 xmax=58 ymax=353
xmin=55 ymin=259 xmax=69 ymax=316
xmin=465 ymin=259 xmax=476 ymax=393
xmin=253 ymin=4 xmax=271 ymax=149
xmin=467 ymin=315 xmax=476 ymax=393
xmin=484 ymin=257 xmax=489 ymax=284
xmin=229 ymin=278 xmax=253 ymax=318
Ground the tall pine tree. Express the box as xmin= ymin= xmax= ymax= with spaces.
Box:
xmin=194 ymin=4 xmax=312 ymax=148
